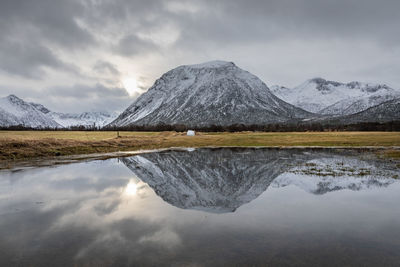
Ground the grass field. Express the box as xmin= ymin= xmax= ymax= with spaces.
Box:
xmin=0 ymin=131 xmax=399 ymax=163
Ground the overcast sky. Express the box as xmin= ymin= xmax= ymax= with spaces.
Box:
xmin=1 ymin=0 xmax=399 ymax=113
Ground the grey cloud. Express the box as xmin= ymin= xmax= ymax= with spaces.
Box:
xmin=115 ymin=34 xmax=158 ymax=56
xmin=0 ymin=38 xmax=80 ymax=79
xmin=0 ymin=0 xmax=93 ymax=79
xmin=93 ymin=61 xmax=121 ymax=76
xmin=45 ymin=83 xmax=128 ymax=99
xmin=36 ymin=83 xmax=132 ymax=113
xmin=1 ymin=0 xmax=400 ymax=111
xmin=0 ymin=39 xmax=67 ymax=79
xmin=0 ymin=83 xmax=133 ymax=114
xmin=0 ymin=0 xmax=94 ymax=49
xmin=169 ymin=0 xmax=400 ymax=48
xmin=81 ymin=0 xmax=400 ymax=49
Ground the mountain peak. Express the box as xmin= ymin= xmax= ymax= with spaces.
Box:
xmin=0 ymin=94 xmax=61 ymax=128
xmin=110 ymin=61 xmax=310 ymax=127
xmin=307 ymin=77 xmax=342 ymax=88
xmin=183 ymin=60 xmax=235 ymax=69
xmin=6 ymin=94 xmax=23 ymax=102
xmin=309 ymin=77 xmax=326 ymax=84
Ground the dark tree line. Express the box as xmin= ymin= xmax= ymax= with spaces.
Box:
xmin=0 ymin=124 xmax=102 ymax=131
xmin=103 ymin=121 xmax=400 ymax=132
xmin=2 ymin=121 xmax=400 ymax=132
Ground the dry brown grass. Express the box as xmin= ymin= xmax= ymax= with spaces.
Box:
xmin=0 ymin=131 xmax=399 ymax=162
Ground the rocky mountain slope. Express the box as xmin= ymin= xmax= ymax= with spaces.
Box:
xmin=110 ymin=61 xmax=312 ymax=127
xmin=271 ymin=78 xmax=400 ymax=115
xmin=0 ymin=95 xmax=116 ymax=128
xmin=0 ymin=95 xmax=61 ymax=128
xmin=333 ymin=98 xmax=400 ymax=124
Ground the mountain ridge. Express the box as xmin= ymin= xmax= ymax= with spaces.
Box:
xmin=271 ymin=77 xmax=400 ymax=115
xmin=2 ymin=62 xmax=399 ymax=129
xmin=109 ymin=61 xmax=312 ymax=127
xmin=0 ymin=94 xmax=116 ymax=128
xmin=0 ymin=95 xmax=61 ymax=128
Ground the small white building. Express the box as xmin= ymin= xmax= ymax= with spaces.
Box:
xmin=187 ymin=130 xmax=195 ymax=136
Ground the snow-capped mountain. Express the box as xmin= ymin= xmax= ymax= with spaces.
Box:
xmin=271 ymin=78 xmax=400 ymax=114
xmin=339 ymin=98 xmax=400 ymax=124
xmin=0 ymin=95 xmax=61 ymax=128
xmin=110 ymin=61 xmax=311 ymax=127
xmin=0 ymin=94 xmax=116 ymax=128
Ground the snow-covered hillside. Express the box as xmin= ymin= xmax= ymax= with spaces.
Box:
xmin=110 ymin=60 xmax=311 ymax=127
xmin=0 ymin=95 xmax=61 ymax=128
xmin=0 ymin=94 xmax=116 ymax=128
xmin=341 ymin=98 xmax=400 ymax=123
xmin=271 ymin=78 xmax=400 ymax=114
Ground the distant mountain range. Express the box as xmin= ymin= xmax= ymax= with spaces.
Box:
xmin=325 ymin=98 xmax=400 ymax=124
xmin=110 ymin=62 xmax=399 ymax=128
xmin=0 ymin=95 xmax=116 ymax=128
xmin=1 ymin=61 xmax=399 ymax=129
xmin=270 ymin=78 xmax=400 ymax=115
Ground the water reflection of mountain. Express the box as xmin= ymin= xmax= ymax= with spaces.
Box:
xmin=121 ymin=148 xmax=398 ymax=213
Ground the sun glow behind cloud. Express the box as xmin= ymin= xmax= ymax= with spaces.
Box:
xmin=122 ymin=77 xmax=142 ymax=96
xmin=124 ymin=180 xmax=137 ymax=195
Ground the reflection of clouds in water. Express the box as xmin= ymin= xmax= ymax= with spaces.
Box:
xmin=123 ymin=180 xmax=149 ymax=198
xmin=42 ymin=170 xmax=184 ymax=261
xmin=0 ymin=159 xmax=130 ymax=213
xmin=0 ymin=160 xmax=187 ymax=265
xmin=271 ymin=155 xmax=399 ymax=194
xmin=124 ymin=180 xmax=137 ymax=195
xmin=139 ymin=228 xmax=182 ymax=249
xmin=0 ymin=149 xmax=400 ymax=266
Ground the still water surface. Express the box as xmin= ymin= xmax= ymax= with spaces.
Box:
xmin=0 ymin=148 xmax=400 ymax=266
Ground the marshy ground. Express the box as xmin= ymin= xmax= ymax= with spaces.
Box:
xmin=0 ymin=131 xmax=399 ymax=167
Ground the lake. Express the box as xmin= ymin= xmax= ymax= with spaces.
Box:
xmin=0 ymin=148 xmax=399 ymax=266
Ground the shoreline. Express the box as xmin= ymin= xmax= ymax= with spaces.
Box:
xmin=1 ymin=131 xmax=399 ymax=169
xmin=1 ymin=145 xmax=399 ymax=171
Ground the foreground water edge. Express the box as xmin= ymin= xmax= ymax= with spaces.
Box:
xmin=0 ymin=148 xmax=399 ymax=266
